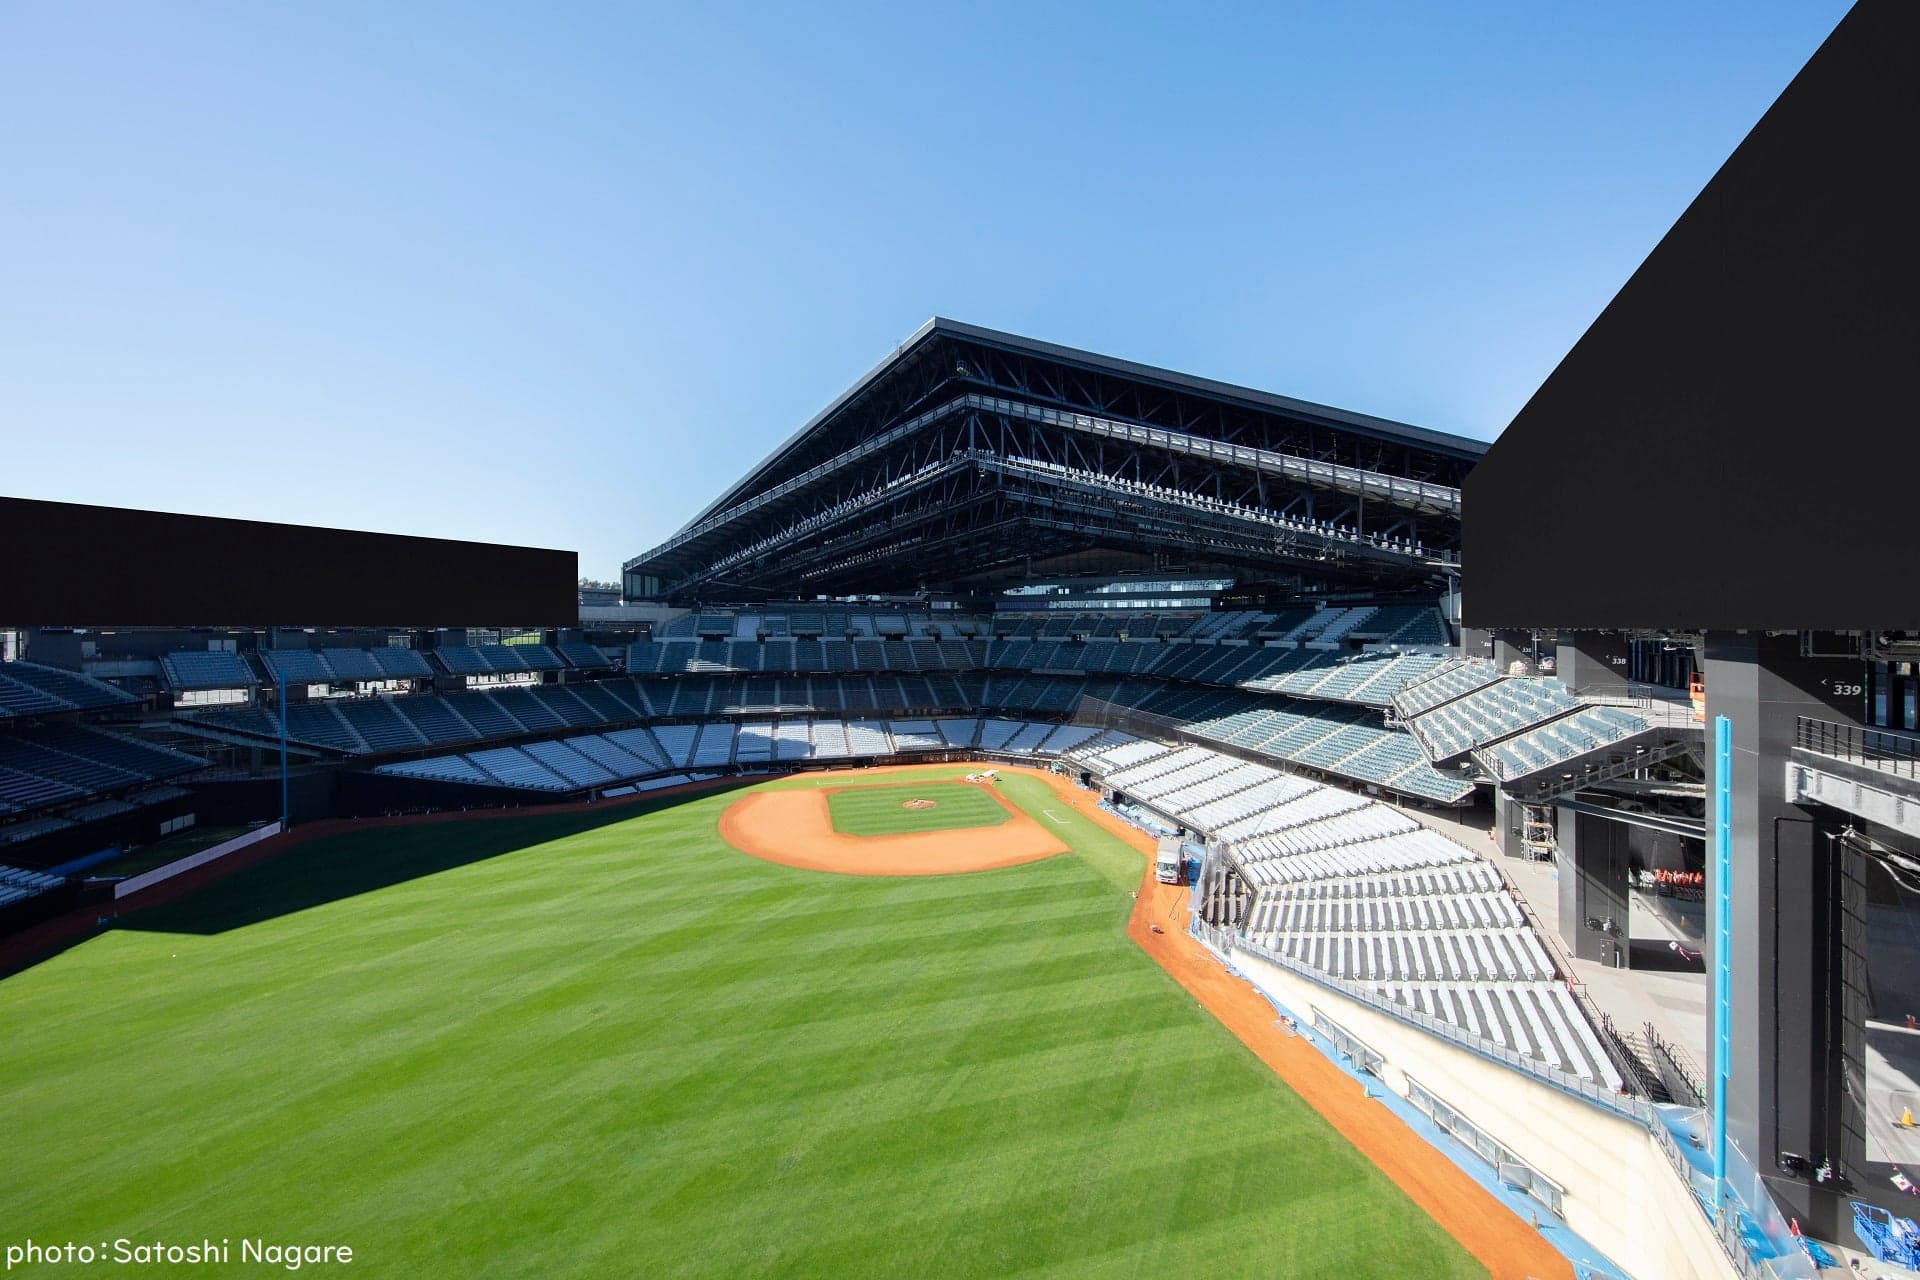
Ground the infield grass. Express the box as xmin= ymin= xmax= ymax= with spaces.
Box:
xmin=825 ymin=780 xmax=1010 ymax=836
xmin=0 ymin=765 xmax=1483 ymax=1279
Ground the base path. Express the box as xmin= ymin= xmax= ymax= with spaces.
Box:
xmin=719 ymin=775 xmax=1067 ymax=876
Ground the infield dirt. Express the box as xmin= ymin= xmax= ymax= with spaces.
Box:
xmin=718 ymin=775 xmax=1067 ymax=875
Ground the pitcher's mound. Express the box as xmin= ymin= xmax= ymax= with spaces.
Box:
xmin=719 ymin=787 xmax=1067 ymax=876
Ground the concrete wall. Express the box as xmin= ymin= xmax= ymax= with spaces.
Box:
xmin=1228 ymin=948 xmax=1736 ymax=1280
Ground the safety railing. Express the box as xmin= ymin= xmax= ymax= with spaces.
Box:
xmin=1646 ymin=1021 xmax=1707 ymax=1107
xmin=1795 ymin=715 xmax=1920 ymax=780
xmin=1219 ymin=930 xmax=1655 ymax=1121
xmin=1203 ymin=922 xmax=1817 ymax=1280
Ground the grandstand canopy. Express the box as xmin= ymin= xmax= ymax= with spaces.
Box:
xmin=1462 ymin=0 xmax=1920 ymax=631
xmin=626 ymin=319 xmax=1483 ymax=603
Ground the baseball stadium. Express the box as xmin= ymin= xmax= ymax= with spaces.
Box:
xmin=3 ymin=6 xmax=1918 ymax=1279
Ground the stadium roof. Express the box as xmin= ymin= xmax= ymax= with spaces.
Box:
xmin=630 ymin=320 xmax=1482 ymax=604
xmin=688 ymin=317 xmax=1487 ymax=531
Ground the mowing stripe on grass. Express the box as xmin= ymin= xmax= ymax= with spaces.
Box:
xmin=825 ymin=781 xmax=1011 ymax=836
xmin=0 ymin=766 xmax=1483 ymax=1280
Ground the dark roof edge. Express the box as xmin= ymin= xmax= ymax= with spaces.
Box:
xmin=928 ymin=317 xmax=1489 ymax=460
xmin=678 ymin=318 xmax=948 ymax=531
xmin=674 ymin=316 xmax=1488 ymax=536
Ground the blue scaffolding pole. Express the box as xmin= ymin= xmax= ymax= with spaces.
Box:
xmin=1712 ymin=714 xmax=1732 ymax=1224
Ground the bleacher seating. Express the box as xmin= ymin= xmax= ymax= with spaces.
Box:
xmin=502 ymin=644 xmax=566 ymax=672
xmin=997 ymin=721 xmax=1057 ymax=754
xmin=811 ymin=720 xmax=852 ymax=758
xmin=0 ymin=861 xmax=68 ymax=906
xmin=335 ymin=699 xmax=427 ymax=752
xmin=321 ymin=648 xmax=386 ymax=682
xmin=0 ymin=766 xmax=83 ymax=812
xmin=486 ymin=687 xmax=568 ymax=733
xmin=887 ymin=720 xmax=945 ymax=752
xmin=370 ymin=715 xmax=1125 ymax=797
xmin=0 ymin=662 xmax=139 ymax=716
xmin=1483 ymin=705 xmax=1653 ymax=782
xmin=160 ymin=650 xmax=257 ymax=690
xmin=440 ymin=691 xmax=523 ymax=740
xmin=0 ymin=723 xmax=204 ymax=819
xmin=259 ymin=647 xmax=437 ymax=685
xmin=559 ymin=642 xmax=613 ymax=669
xmin=934 ymin=719 xmax=979 ymax=749
xmin=623 ymin=623 xmax=1454 ymax=709
xmin=1391 ymin=658 xmax=1502 ymax=717
xmin=688 ymin=723 xmax=737 ymax=768
xmin=285 ymin=703 xmax=363 ymax=752
xmin=259 ymin=649 xmax=332 ymax=685
xmin=1343 ymin=604 xmax=1450 ymax=649
xmin=375 ymin=754 xmax=501 ymax=788
xmin=430 ymin=644 xmax=564 ymax=677
xmin=390 ymin=694 xmax=480 ymax=746
xmin=0 ymin=673 xmax=70 ymax=719
xmin=733 ymin=722 xmax=776 ymax=762
xmin=1055 ymin=735 xmax=1616 ymax=1087
xmin=175 ymin=642 xmax=1476 ymax=802
xmin=370 ymin=647 xmax=436 ymax=679
xmin=599 ymin=728 xmax=670 ymax=770
xmin=768 ymin=721 xmax=811 ymax=761
xmin=844 ymin=720 xmax=893 ymax=756
xmin=1405 ymin=677 xmax=1582 ymax=760
xmin=466 ymin=747 xmax=571 ymax=791
xmin=521 ymin=740 xmax=618 ymax=788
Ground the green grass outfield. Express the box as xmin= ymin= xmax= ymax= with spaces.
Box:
xmin=825 ymin=780 xmax=1011 ymax=836
xmin=0 ymin=765 xmax=1481 ymax=1279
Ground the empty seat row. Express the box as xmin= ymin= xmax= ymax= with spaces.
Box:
xmin=367 ymin=716 xmax=1112 ymax=793
xmin=1484 ymin=705 xmax=1655 ymax=780
xmin=258 ymin=647 xmax=436 ymax=685
xmin=1406 ymin=676 xmax=1582 ymax=759
xmin=0 ymin=661 xmax=139 ymax=717
xmin=1259 ymin=926 xmax=1550 ymax=984
xmin=1376 ymin=982 xmax=1621 ymax=1089
xmin=1391 ymin=659 xmax=1503 ymax=718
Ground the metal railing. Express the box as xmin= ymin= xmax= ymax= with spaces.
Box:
xmin=1220 ymin=931 xmax=1656 ymax=1121
xmin=1795 ymin=715 xmax=1920 ymax=780
xmin=1201 ymin=923 xmax=1814 ymax=1280
xmin=1646 ymin=1021 xmax=1707 ymax=1107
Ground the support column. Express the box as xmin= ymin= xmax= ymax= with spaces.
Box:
xmin=1494 ymin=629 xmax=1534 ymax=675
xmin=1701 ymin=631 xmax=1862 ymax=1234
xmin=1493 ymin=788 xmax=1527 ymax=859
xmin=1556 ymin=806 xmax=1631 ymax=966
xmin=1560 ymin=630 xmax=1635 ymax=697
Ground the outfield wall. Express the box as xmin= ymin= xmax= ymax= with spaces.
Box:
xmin=114 ymin=822 xmax=283 ymax=899
xmin=1227 ymin=946 xmax=1736 ymax=1280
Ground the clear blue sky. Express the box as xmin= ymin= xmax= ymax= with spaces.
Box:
xmin=0 ymin=2 xmax=1850 ymax=580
